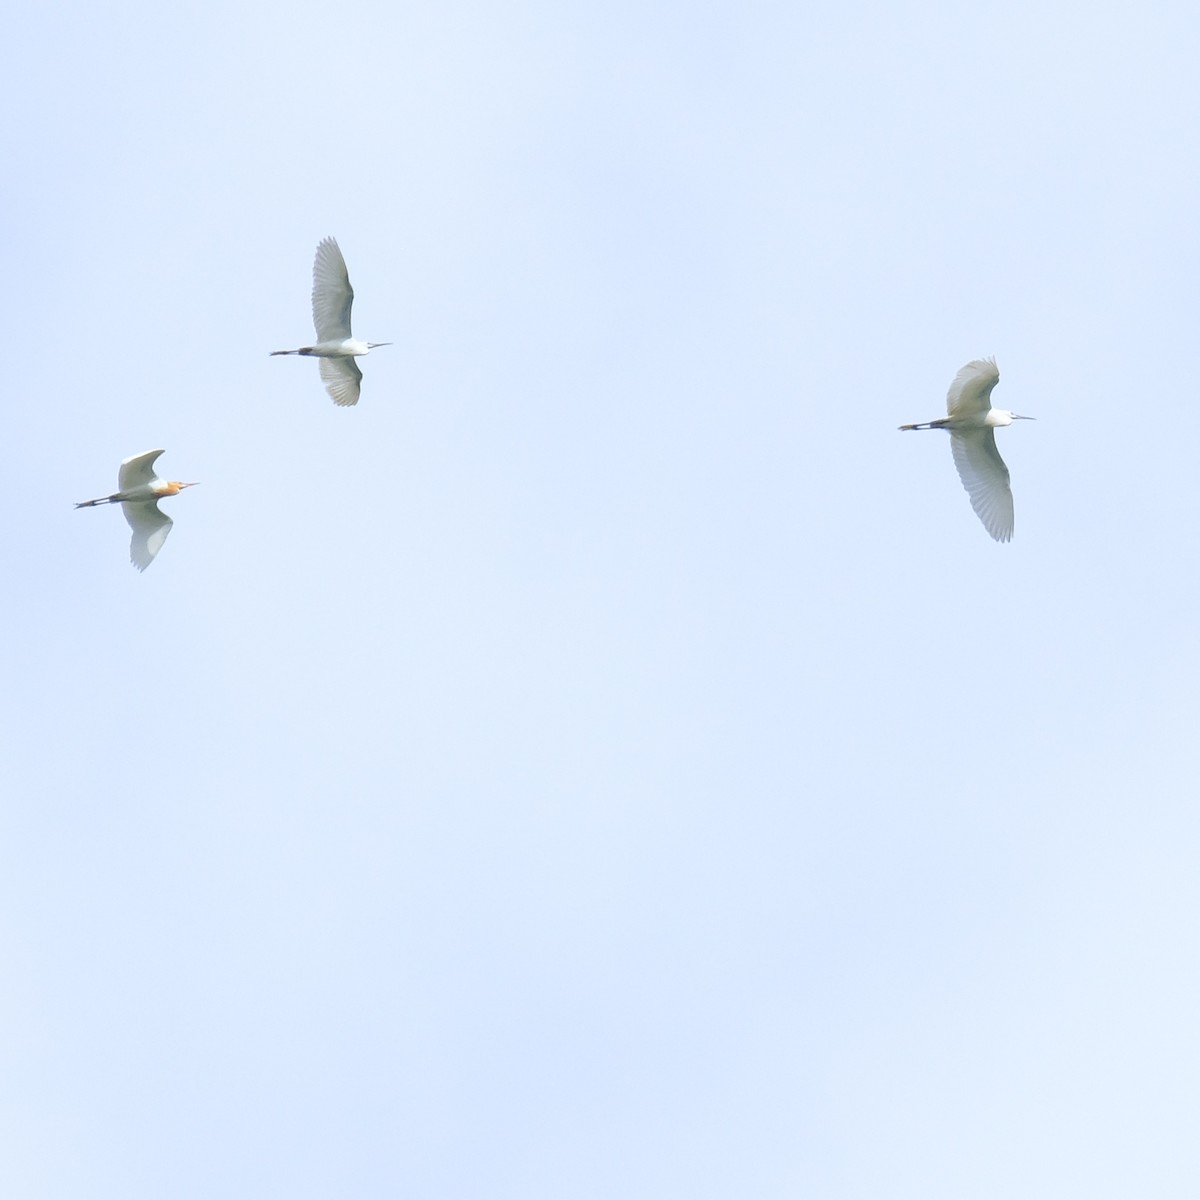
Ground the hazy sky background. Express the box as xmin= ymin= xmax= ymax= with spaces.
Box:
xmin=4 ymin=1 xmax=1200 ymax=1195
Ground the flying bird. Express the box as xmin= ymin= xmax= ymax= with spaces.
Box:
xmin=271 ymin=236 xmax=390 ymax=406
xmin=76 ymin=449 xmax=197 ymax=571
xmin=900 ymin=358 xmax=1034 ymax=542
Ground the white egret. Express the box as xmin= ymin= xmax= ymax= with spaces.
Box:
xmin=900 ymin=358 xmax=1033 ymax=542
xmin=271 ymin=236 xmax=390 ymax=407
xmin=76 ymin=449 xmax=197 ymax=571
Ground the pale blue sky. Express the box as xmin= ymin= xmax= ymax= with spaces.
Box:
xmin=4 ymin=1 xmax=1200 ymax=1196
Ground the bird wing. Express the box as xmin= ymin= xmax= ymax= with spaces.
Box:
xmin=123 ymin=499 xmax=173 ymax=570
xmin=319 ymin=355 xmax=362 ymax=407
xmin=950 ymin=428 xmax=1014 ymax=542
xmin=311 ymin=236 xmax=354 ymax=342
xmin=946 ymin=358 xmax=1000 ymax=419
xmin=118 ymin=449 xmax=166 ymax=492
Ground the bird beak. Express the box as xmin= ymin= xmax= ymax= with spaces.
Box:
xmin=1014 ymin=415 xmax=1036 ymax=420
xmin=181 ymin=481 xmax=200 ymax=489
xmin=368 ymin=342 xmax=393 ymax=349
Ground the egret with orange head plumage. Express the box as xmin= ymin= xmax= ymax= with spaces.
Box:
xmin=76 ymin=449 xmax=197 ymax=570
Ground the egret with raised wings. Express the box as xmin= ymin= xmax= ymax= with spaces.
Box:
xmin=76 ymin=449 xmax=197 ymax=571
xmin=900 ymin=358 xmax=1033 ymax=542
xmin=271 ymin=236 xmax=390 ymax=406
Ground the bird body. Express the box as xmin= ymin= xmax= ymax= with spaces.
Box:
xmin=283 ymin=338 xmax=373 ymax=358
xmin=899 ymin=358 xmax=1033 ymax=542
xmin=76 ymin=449 xmax=197 ymax=570
xmin=271 ymin=236 xmax=390 ymax=406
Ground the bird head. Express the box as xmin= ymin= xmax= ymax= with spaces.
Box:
xmin=163 ymin=480 xmax=199 ymax=495
xmin=994 ymin=410 xmax=1035 ymax=426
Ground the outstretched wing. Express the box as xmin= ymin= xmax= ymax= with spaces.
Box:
xmin=123 ymin=499 xmax=173 ymax=570
xmin=950 ymin=427 xmax=1014 ymax=542
xmin=319 ymin=355 xmax=363 ymax=407
xmin=312 ymin=236 xmax=354 ymax=343
xmin=946 ymin=358 xmax=1000 ymax=420
xmin=118 ymin=449 xmax=165 ymax=492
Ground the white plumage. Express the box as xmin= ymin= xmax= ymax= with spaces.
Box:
xmin=76 ymin=449 xmax=197 ymax=571
xmin=900 ymin=358 xmax=1034 ymax=543
xmin=271 ymin=237 xmax=390 ymax=407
